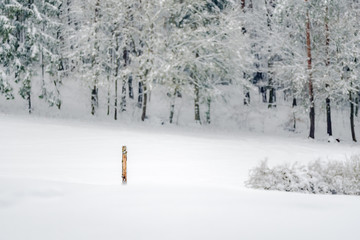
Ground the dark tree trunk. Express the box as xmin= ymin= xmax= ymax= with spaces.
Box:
xmin=138 ymin=82 xmax=143 ymax=108
xmin=121 ymin=48 xmax=129 ymax=112
xmin=121 ymin=79 xmax=126 ymax=112
xmin=309 ymin=100 xmax=315 ymax=139
xmin=114 ymin=34 xmax=120 ymax=120
xmin=326 ymin=97 xmax=332 ymax=136
xmin=355 ymin=91 xmax=359 ymax=117
xmin=91 ymin=0 xmax=100 ymax=116
xmin=169 ymin=88 xmax=177 ymax=124
xmin=306 ymin=2 xmax=315 ymax=139
xmin=261 ymin=87 xmax=267 ymax=103
xmin=194 ymin=83 xmax=201 ymax=123
xmin=325 ymin=6 xmax=332 ymax=136
xmin=268 ymin=81 xmax=276 ymax=108
xmin=169 ymin=103 xmax=175 ymax=124
xmin=91 ymin=86 xmax=98 ymax=115
xmin=141 ymin=83 xmax=147 ymax=121
xmin=169 ymin=100 xmax=175 ymax=124
xmin=265 ymin=0 xmax=276 ymax=108
xmin=292 ymin=98 xmax=297 ymax=130
xmin=206 ymin=97 xmax=211 ymax=124
xmin=350 ymin=91 xmax=357 ymax=142
xmin=28 ymin=92 xmax=32 ymax=114
xmin=128 ymin=75 xmax=134 ymax=99
xmin=244 ymin=91 xmax=250 ymax=105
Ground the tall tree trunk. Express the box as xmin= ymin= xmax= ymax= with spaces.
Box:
xmin=206 ymin=97 xmax=211 ymax=124
xmin=355 ymin=90 xmax=359 ymax=117
xmin=91 ymin=86 xmax=98 ymax=116
xmin=121 ymin=48 xmax=128 ymax=112
xmin=138 ymin=82 xmax=143 ymax=108
xmin=91 ymin=0 xmax=100 ymax=116
xmin=121 ymin=79 xmax=126 ymax=112
xmin=141 ymin=82 xmax=147 ymax=121
xmin=114 ymin=34 xmax=120 ymax=120
xmin=28 ymin=92 xmax=32 ymax=114
xmin=128 ymin=75 xmax=134 ymax=99
xmin=326 ymin=98 xmax=332 ymax=136
xmin=194 ymin=82 xmax=201 ymax=123
xmin=350 ymin=90 xmax=357 ymax=142
xmin=325 ymin=6 xmax=332 ymax=136
xmin=268 ymin=77 xmax=276 ymax=108
xmin=292 ymin=98 xmax=297 ymax=131
xmin=41 ymin=42 xmax=45 ymax=100
xmin=306 ymin=1 xmax=315 ymax=139
xmin=266 ymin=0 xmax=276 ymax=108
xmin=169 ymin=89 xmax=176 ymax=124
xmin=241 ymin=1 xmax=250 ymax=103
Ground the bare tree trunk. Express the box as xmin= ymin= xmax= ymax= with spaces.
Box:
xmin=141 ymin=82 xmax=147 ymax=121
xmin=91 ymin=0 xmax=100 ymax=116
xmin=268 ymin=77 xmax=276 ymax=108
xmin=355 ymin=90 xmax=359 ymax=117
xmin=169 ymin=98 xmax=175 ymax=124
xmin=121 ymin=48 xmax=128 ymax=112
xmin=326 ymin=98 xmax=332 ymax=136
xmin=350 ymin=90 xmax=357 ymax=142
xmin=91 ymin=86 xmax=98 ymax=115
xmin=292 ymin=98 xmax=297 ymax=131
xmin=121 ymin=79 xmax=126 ymax=112
xmin=241 ymin=0 xmax=250 ymax=103
xmin=138 ymin=82 xmax=143 ymax=108
xmin=261 ymin=87 xmax=267 ymax=103
xmin=169 ymin=87 xmax=177 ymax=124
xmin=206 ymin=97 xmax=211 ymax=124
xmin=28 ymin=92 xmax=32 ymax=114
xmin=266 ymin=0 xmax=276 ymax=108
xmin=114 ymin=34 xmax=120 ymax=120
xmin=128 ymin=75 xmax=134 ymax=99
xmin=325 ymin=6 xmax=332 ymax=136
xmin=306 ymin=1 xmax=315 ymax=139
xmin=194 ymin=82 xmax=201 ymax=124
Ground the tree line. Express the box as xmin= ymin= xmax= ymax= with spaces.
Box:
xmin=0 ymin=0 xmax=359 ymax=141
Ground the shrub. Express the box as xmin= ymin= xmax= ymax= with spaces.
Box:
xmin=245 ymin=155 xmax=360 ymax=195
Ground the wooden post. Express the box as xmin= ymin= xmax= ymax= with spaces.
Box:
xmin=122 ymin=146 xmax=127 ymax=184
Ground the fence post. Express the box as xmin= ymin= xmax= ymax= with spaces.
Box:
xmin=122 ymin=146 xmax=127 ymax=184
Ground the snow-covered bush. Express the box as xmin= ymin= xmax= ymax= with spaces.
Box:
xmin=246 ymin=155 xmax=360 ymax=195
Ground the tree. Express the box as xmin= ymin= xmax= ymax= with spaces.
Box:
xmin=0 ymin=1 xmax=40 ymax=113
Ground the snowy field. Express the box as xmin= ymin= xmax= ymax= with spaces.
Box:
xmin=0 ymin=113 xmax=360 ymax=240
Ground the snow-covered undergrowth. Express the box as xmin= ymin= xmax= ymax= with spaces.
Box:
xmin=246 ymin=156 xmax=360 ymax=195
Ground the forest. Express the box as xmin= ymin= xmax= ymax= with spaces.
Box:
xmin=0 ymin=0 xmax=359 ymax=141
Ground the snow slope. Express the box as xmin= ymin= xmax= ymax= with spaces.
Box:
xmin=0 ymin=114 xmax=359 ymax=240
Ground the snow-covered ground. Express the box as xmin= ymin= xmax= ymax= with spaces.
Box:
xmin=0 ymin=113 xmax=359 ymax=240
